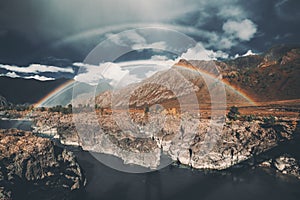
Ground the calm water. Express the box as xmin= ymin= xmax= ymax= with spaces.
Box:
xmin=75 ymin=150 xmax=300 ymax=200
xmin=0 ymin=118 xmax=32 ymax=131
xmin=1 ymin=119 xmax=300 ymax=200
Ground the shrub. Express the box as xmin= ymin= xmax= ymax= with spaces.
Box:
xmin=227 ymin=106 xmax=240 ymax=121
xmin=49 ymin=104 xmax=72 ymax=114
xmin=144 ymin=104 xmax=150 ymax=114
xmin=263 ymin=115 xmax=276 ymax=126
xmin=243 ymin=114 xmax=255 ymax=122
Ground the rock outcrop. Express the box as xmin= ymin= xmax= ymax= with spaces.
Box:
xmin=31 ymin=111 xmax=81 ymax=146
xmin=273 ymin=155 xmax=300 ymax=178
xmin=258 ymin=155 xmax=300 ymax=180
xmin=0 ymin=129 xmax=86 ymax=200
xmin=71 ymin=109 xmax=299 ymax=170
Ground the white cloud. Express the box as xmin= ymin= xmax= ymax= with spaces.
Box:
xmin=180 ymin=43 xmax=229 ymax=61
xmin=106 ymin=31 xmax=146 ymax=47
xmin=73 ymin=63 xmax=105 ymax=86
xmin=132 ymin=41 xmax=167 ymax=50
xmin=0 ymin=63 xmax=74 ymax=81
xmin=0 ymin=72 xmax=55 ymax=81
xmin=73 ymin=62 xmax=128 ymax=87
xmin=223 ymin=19 xmax=257 ymax=41
xmin=242 ymin=50 xmax=257 ymax=57
xmin=217 ymin=37 xmax=237 ymax=49
xmin=23 ymin=75 xmax=55 ymax=81
xmin=101 ymin=63 xmax=129 ymax=87
xmin=150 ymin=55 xmax=169 ymax=61
xmin=107 ymin=30 xmax=167 ymax=51
xmin=233 ymin=49 xmax=257 ymax=58
xmin=0 ymin=63 xmax=74 ymax=74
xmin=73 ymin=59 xmax=175 ymax=87
xmin=0 ymin=72 xmax=20 ymax=78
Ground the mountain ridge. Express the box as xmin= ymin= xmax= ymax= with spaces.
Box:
xmin=94 ymin=44 xmax=300 ymax=110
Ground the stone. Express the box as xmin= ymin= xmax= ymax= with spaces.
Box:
xmin=178 ymin=150 xmax=191 ymax=165
xmin=0 ymin=129 xmax=86 ymax=199
xmin=273 ymin=155 xmax=300 ymax=179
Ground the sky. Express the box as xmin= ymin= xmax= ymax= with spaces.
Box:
xmin=0 ymin=0 xmax=299 ymax=81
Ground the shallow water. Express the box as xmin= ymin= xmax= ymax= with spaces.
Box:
xmin=0 ymin=119 xmax=32 ymax=131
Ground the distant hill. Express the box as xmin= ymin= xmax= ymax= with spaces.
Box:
xmin=1 ymin=45 xmax=299 ymax=107
xmin=0 ymin=77 xmax=70 ymax=104
xmin=219 ymin=44 xmax=300 ymax=101
xmin=95 ymin=44 xmax=300 ymax=109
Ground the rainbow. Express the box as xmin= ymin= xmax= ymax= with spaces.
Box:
xmin=34 ymin=63 xmax=257 ymax=109
xmin=52 ymin=23 xmax=214 ymax=48
xmin=175 ymin=64 xmax=257 ymax=106
xmin=221 ymin=79 xmax=257 ymax=106
xmin=33 ymin=79 xmax=75 ymax=108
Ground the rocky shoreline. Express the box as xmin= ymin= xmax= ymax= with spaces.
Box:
xmin=1 ymin=107 xmax=300 ymax=199
xmin=0 ymin=129 xmax=86 ymax=200
xmin=30 ymin=109 xmax=300 ymax=176
xmin=0 ymin=114 xmax=300 ymax=199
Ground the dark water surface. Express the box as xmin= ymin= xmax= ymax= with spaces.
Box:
xmin=0 ymin=119 xmax=32 ymax=131
xmin=75 ymin=150 xmax=300 ymax=200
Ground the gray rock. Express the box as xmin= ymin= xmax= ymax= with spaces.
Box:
xmin=0 ymin=129 xmax=86 ymax=199
xmin=274 ymin=156 xmax=300 ymax=179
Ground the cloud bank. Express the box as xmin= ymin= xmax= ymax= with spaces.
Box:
xmin=181 ymin=43 xmax=229 ymax=61
xmin=0 ymin=72 xmax=20 ymax=78
xmin=0 ymin=64 xmax=74 ymax=74
xmin=73 ymin=59 xmax=174 ymax=87
xmin=0 ymin=71 xmax=55 ymax=81
xmin=0 ymin=63 xmax=74 ymax=81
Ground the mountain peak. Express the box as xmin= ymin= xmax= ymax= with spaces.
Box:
xmin=258 ymin=44 xmax=300 ymax=68
xmin=174 ymin=59 xmax=197 ymax=71
xmin=176 ymin=59 xmax=192 ymax=66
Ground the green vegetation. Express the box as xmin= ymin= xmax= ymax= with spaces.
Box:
xmin=227 ymin=106 xmax=240 ymax=121
xmin=144 ymin=104 xmax=150 ymax=114
xmin=241 ymin=114 xmax=255 ymax=122
xmin=263 ymin=115 xmax=276 ymax=127
xmin=48 ymin=104 xmax=72 ymax=114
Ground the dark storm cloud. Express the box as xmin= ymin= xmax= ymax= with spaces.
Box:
xmin=0 ymin=0 xmax=299 ymax=65
xmin=238 ymin=0 xmax=300 ymax=52
xmin=0 ymin=0 xmax=195 ymax=64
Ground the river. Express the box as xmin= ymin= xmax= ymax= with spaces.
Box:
xmin=0 ymin=118 xmax=32 ymax=131
xmin=74 ymin=150 xmax=300 ymax=200
xmin=1 ymin=119 xmax=300 ymax=200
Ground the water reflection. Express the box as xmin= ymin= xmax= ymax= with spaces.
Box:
xmin=74 ymin=151 xmax=300 ymax=200
xmin=145 ymin=171 xmax=162 ymax=200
